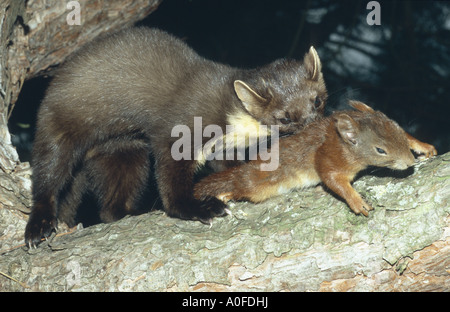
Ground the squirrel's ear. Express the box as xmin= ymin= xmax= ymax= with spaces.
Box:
xmin=349 ymin=100 xmax=375 ymax=113
xmin=303 ymin=46 xmax=322 ymax=81
xmin=334 ymin=113 xmax=359 ymax=145
xmin=234 ymin=80 xmax=269 ymax=115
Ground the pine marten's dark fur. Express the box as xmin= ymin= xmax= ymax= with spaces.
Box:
xmin=25 ymin=27 xmax=327 ymax=247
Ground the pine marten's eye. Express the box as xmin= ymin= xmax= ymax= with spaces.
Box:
xmin=279 ymin=118 xmax=292 ymax=125
xmin=314 ymin=96 xmax=322 ymax=109
xmin=376 ymin=147 xmax=387 ymax=155
xmin=279 ymin=112 xmax=292 ymax=124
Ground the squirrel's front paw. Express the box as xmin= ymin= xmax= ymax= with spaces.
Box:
xmin=414 ymin=142 xmax=437 ymax=159
xmin=217 ymin=192 xmax=234 ymax=203
xmin=347 ymin=197 xmax=373 ymax=217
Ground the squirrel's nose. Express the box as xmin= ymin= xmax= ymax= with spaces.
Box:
xmin=394 ymin=153 xmax=415 ymax=170
xmin=394 ymin=161 xmax=409 ymax=170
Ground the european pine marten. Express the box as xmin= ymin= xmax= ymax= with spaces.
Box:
xmin=194 ymin=101 xmax=437 ymax=216
xmin=25 ymin=27 xmax=327 ymax=247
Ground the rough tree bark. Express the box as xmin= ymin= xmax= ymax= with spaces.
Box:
xmin=0 ymin=0 xmax=161 ymax=249
xmin=1 ymin=153 xmax=449 ymax=291
xmin=0 ymin=0 xmax=162 ymax=210
xmin=0 ymin=0 xmax=449 ymax=292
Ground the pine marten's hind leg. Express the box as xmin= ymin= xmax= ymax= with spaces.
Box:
xmin=57 ymin=168 xmax=89 ymax=227
xmin=25 ymin=134 xmax=81 ymax=248
xmin=84 ymin=139 xmax=152 ymax=222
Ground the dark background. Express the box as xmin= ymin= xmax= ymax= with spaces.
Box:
xmin=9 ymin=0 xmax=450 ymax=162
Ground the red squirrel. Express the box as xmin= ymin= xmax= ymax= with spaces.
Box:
xmin=25 ymin=27 xmax=327 ymax=247
xmin=194 ymin=101 xmax=437 ymax=216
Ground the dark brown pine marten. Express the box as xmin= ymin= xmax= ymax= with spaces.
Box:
xmin=194 ymin=101 xmax=437 ymax=216
xmin=25 ymin=27 xmax=328 ymax=247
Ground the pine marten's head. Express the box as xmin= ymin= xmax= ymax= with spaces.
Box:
xmin=231 ymin=47 xmax=327 ymax=134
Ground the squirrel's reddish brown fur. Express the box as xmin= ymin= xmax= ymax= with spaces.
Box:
xmin=194 ymin=101 xmax=437 ymax=216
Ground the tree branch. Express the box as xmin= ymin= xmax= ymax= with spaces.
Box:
xmin=1 ymin=152 xmax=448 ymax=291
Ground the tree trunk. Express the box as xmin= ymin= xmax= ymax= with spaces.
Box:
xmin=1 ymin=152 xmax=449 ymax=291
xmin=0 ymin=0 xmax=449 ymax=292
xmin=0 ymin=0 xmax=161 ymax=260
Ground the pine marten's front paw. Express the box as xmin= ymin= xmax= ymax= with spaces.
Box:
xmin=24 ymin=212 xmax=58 ymax=248
xmin=197 ymin=196 xmax=230 ymax=224
xmin=172 ymin=197 xmax=230 ymax=225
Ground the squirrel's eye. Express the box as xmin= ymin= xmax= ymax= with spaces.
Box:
xmin=376 ymin=147 xmax=387 ymax=155
xmin=314 ymin=96 xmax=322 ymax=109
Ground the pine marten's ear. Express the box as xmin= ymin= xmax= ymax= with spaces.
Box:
xmin=334 ymin=113 xmax=359 ymax=145
xmin=349 ymin=100 xmax=375 ymax=113
xmin=234 ymin=80 xmax=269 ymax=115
xmin=303 ymin=46 xmax=322 ymax=81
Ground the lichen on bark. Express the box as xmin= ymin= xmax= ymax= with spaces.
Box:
xmin=1 ymin=152 xmax=448 ymax=291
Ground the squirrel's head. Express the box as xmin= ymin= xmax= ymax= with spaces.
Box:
xmin=233 ymin=47 xmax=327 ymax=134
xmin=334 ymin=100 xmax=415 ymax=170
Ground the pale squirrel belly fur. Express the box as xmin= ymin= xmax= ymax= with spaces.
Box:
xmin=25 ymin=27 xmax=328 ymax=247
